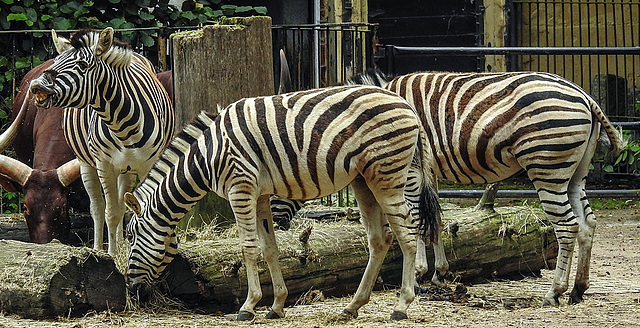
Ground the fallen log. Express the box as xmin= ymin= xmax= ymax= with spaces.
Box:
xmin=160 ymin=204 xmax=557 ymax=313
xmin=0 ymin=239 xmax=126 ymax=319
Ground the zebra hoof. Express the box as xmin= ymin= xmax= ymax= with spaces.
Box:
xmin=390 ymin=310 xmax=408 ymax=320
xmin=265 ymin=309 xmax=284 ymax=319
xmin=236 ymin=311 xmax=255 ymax=321
xmin=541 ymin=294 xmax=560 ymax=307
xmin=342 ymin=309 xmax=358 ymax=319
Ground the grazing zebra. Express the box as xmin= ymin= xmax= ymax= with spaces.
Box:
xmin=29 ymin=28 xmax=175 ymax=256
xmin=342 ymin=69 xmax=624 ymax=306
xmin=124 ymin=85 xmax=441 ymax=320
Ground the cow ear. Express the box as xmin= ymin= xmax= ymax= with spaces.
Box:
xmin=124 ymin=192 xmax=142 ymax=216
xmin=94 ymin=27 xmax=114 ymax=57
xmin=52 ymin=29 xmax=71 ymax=54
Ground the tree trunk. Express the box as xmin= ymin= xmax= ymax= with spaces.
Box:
xmin=160 ymin=204 xmax=558 ymax=313
xmin=0 ymin=240 xmax=126 ymax=319
xmin=171 ymin=16 xmax=275 ymax=229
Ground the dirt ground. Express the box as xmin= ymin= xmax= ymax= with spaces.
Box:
xmin=1 ymin=207 xmax=639 ymax=328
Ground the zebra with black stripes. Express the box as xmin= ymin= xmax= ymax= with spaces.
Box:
xmin=123 ymin=85 xmax=441 ymax=321
xmin=273 ymin=68 xmax=625 ymax=306
xmin=352 ymin=70 xmax=624 ymax=306
xmin=29 ymin=28 xmax=175 ymax=256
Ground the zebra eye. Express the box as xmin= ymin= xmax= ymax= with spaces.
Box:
xmin=76 ymin=60 xmax=89 ymax=70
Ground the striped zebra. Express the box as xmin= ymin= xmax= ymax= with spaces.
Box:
xmin=29 ymin=28 xmax=175 ymax=256
xmin=123 ymin=85 xmax=441 ymax=321
xmin=343 ymin=69 xmax=624 ymax=306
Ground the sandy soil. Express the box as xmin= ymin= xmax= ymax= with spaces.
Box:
xmin=1 ymin=208 xmax=639 ymax=327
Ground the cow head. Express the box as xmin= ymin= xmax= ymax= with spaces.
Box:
xmin=0 ymin=155 xmax=81 ymax=243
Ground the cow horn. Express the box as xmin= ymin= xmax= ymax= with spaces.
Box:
xmin=0 ymin=89 xmax=31 ymax=153
xmin=0 ymin=154 xmax=32 ymax=186
xmin=57 ymin=158 xmax=81 ymax=187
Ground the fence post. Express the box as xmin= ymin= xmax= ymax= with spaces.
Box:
xmin=171 ymin=16 xmax=275 ymax=228
xmin=483 ymin=0 xmax=507 ymax=72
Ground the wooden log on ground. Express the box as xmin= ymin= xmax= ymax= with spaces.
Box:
xmin=0 ymin=239 xmax=126 ymax=319
xmin=160 ymin=204 xmax=557 ymax=313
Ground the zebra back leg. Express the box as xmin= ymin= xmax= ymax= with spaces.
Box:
xmin=256 ymin=195 xmax=288 ymax=318
xmin=81 ymin=164 xmax=106 ymax=251
xmin=231 ymin=188 xmax=264 ymax=321
xmin=568 ymin=134 xmax=600 ymax=304
xmin=343 ymin=176 xmax=393 ymax=319
xmin=369 ymin=179 xmax=419 ymax=319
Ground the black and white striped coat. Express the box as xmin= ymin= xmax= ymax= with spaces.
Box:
xmin=351 ymin=70 xmax=625 ymax=306
xmin=29 ymin=28 xmax=174 ymax=256
xmin=124 ymin=85 xmax=441 ymax=320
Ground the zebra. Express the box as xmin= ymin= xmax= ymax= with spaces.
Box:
xmin=29 ymin=28 xmax=175 ymax=256
xmin=273 ymin=68 xmax=625 ymax=306
xmin=350 ymin=70 xmax=624 ymax=306
xmin=123 ymin=85 xmax=441 ymax=321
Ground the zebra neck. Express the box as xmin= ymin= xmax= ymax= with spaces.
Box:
xmin=136 ymin=119 xmax=218 ymax=226
xmin=91 ymin=64 xmax=164 ymax=142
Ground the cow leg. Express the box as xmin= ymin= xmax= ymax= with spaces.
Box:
xmin=81 ymin=163 xmax=105 ymax=251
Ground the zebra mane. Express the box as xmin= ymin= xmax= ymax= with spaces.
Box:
xmin=138 ymin=111 xmax=217 ymax=194
xmin=70 ymin=29 xmax=133 ymax=67
xmin=344 ymin=68 xmax=392 ymax=87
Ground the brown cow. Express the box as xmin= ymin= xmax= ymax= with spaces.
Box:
xmin=0 ymin=60 xmax=174 ymax=244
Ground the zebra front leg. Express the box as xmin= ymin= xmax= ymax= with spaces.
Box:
xmin=256 ymin=195 xmax=287 ymax=319
xmin=431 ymin=211 xmax=449 ymax=286
xmin=415 ymin=237 xmax=429 ymax=281
xmin=99 ymin=166 xmax=126 ymax=257
xmin=343 ymin=178 xmax=393 ymax=319
xmin=81 ymin=164 xmax=106 ymax=251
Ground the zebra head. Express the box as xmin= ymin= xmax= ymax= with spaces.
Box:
xmin=123 ymin=192 xmax=177 ymax=301
xmin=29 ymin=27 xmax=130 ymax=110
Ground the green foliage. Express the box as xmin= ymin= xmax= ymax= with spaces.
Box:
xmin=0 ymin=0 xmax=267 ymax=213
xmin=602 ymin=133 xmax=640 ymax=173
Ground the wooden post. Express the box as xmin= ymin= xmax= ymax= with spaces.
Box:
xmin=171 ymin=17 xmax=274 ymax=227
xmin=484 ymin=0 xmax=507 ymax=72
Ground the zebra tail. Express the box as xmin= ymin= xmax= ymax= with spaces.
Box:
xmin=590 ymin=98 xmax=627 ymax=156
xmin=416 ymin=125 xmax=442 ymax=244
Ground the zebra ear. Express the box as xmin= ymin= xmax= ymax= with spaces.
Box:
xmin=51 ymin=29 xmax=71 ymax=54
xmin=124 ymin=192 xmax=142 ymax=216
xmin=94 ymin=27 xmax=114 ymax=57
xmin=278 ymin=49 xmax=292 ymax=94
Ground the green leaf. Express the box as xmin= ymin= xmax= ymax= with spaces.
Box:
xmin=52 ymin=17 xmax=73 ymax=30
xmin=235 ymin=6 xmax=254 ymax=13
xmin=602 ymin=165 xmax=614 ymax=173
xmin=254 ymin=6 xmax=268 ymax=15
xmin=7 ymin=13 xmax=27 ymax=22
xmin=139 ymin=11 xmax=154 ymax=20
xmin=140 ymin=33 xmax=155 ymax=47
xmin=41 ymin=14 xmax=52 ymax=22
xmin=1 ymin=0 xmax=15 ymax=5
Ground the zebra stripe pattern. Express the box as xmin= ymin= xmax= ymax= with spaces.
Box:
xmin=124 ymin=85 xmax=440 ymax=320
xmin=374 ymin=70 xmax=624 ymax=305
xmin=29 ymin=28 xmax=174 ymax=256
